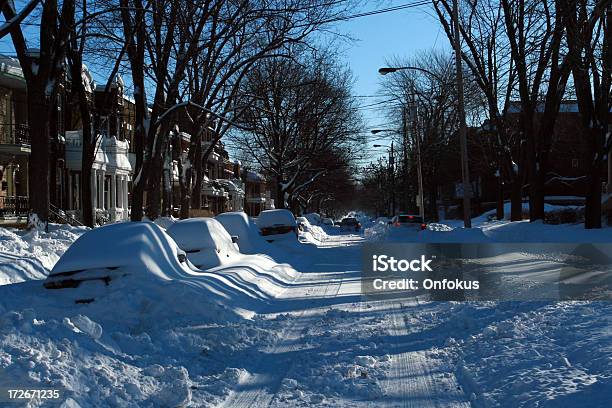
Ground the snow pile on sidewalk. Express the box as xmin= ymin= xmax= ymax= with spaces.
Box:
xmin=445 ymin=301 xmax=612 ymax=407
xmin=0 ymin=224 xmax=87 ymax=285
xmin=0 ymin=221 xmax=302 ymax=407
xmin=366 ymin=213 xmax=612 ymax=244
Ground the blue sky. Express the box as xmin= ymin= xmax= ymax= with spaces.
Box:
xmin=333 ymin=0 xmax=450 ymax=166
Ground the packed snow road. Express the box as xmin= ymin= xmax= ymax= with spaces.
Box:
xmin=1 ymin=221 xmax=610 ymax=407
xmin=217 ymin=233 xmax=472 ymax=408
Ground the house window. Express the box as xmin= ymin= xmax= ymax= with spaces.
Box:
xmin=572 ymin=158 xmax=579 ymax=168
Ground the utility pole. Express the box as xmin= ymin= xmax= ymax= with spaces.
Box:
xmin=453 ymin=0 xmax=472 ymax=228
xmin=402 ymin=109 xmax=409 ymax=212
xmin=390 ymin=142 xmax=395 ymax=216
xmin=410 ymin=104 xmax=425 ymax=220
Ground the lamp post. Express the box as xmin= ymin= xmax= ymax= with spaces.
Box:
xmin=373 ymin=143 xmax=395 ymax=216
xmin=379 ymin=58 xmax=472 ymax=227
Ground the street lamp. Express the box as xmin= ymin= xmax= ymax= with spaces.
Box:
xmin=372 ymin=143 xmax=396 ymax=216
xmin=378 ymin=61 xmax=472 ymax=228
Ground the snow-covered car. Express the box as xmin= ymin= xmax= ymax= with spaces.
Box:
xmin=339 ymin=217 xmax=361 ymax=232
xmin=303 ymin=212 xmax=322 ymax=226
xmin=44 ymin=222 xmax=191 ymax=292
xmin=166 ymin=218 xmax=239 ymax=269
xmin=296 ymin=216 xmax=312 ymax=232
xmin=215 ymin=211 xmax=267 ymax=253
xmin=321 ymin=218 xmax=335 ymax=226
xmin=391 ymin=214 xmax=427 ymax=231
xmin=256 ymin=209 xmax=298 ymax=242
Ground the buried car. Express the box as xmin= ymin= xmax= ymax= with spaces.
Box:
xmin=216 ymin=211 xmax=268 ymax=254
xmin=166 ymin=218 xmax=239 ymax=269
xmin=256 ymin=209 xmax=298 ymax=242
xmin=43 ymin=222 xmax=193 ymax=292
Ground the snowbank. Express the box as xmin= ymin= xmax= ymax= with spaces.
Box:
xmin=0 ymin=224 xmax=87 ymax=285
xmin=0 ymin=220 xmax=305 ymax=407
xmin=366 ymin=214 xmax=612 ymax=243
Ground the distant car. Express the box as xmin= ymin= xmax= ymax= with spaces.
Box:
xmin=321 ymin=218 xmax=335 ymax=226
xmin=166 ymin=218 xmax=239 ymax=269
xmin=391 ymin=214 xmax=427 ymax=230
xmin=339 ymin=217 xmax=361 ymax=232
xmin=256 ymin=209 xmax=298 ymax=242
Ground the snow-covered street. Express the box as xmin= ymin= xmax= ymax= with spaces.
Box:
xmin=0 ymin=220 xmax=611 ymax=407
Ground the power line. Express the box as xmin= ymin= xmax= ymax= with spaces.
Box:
xmin=0 ymin=1 xmax=430 ymax=29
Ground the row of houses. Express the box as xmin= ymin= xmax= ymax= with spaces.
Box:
xmin=0 ymin=54 xmax=274 ymax=225
xmin=438 ymin=101 xmax=612 ymax=218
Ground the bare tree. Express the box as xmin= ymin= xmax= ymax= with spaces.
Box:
xmin=564 ymin=0 xmax=611 ymax=228
xmin=176 ymin=0 xmax=355 ymax=218
xmin=233 ymin=48 xmax=363 ymax=210
xmin=0 ymin=0 xmax=40 ymax=39
xmin=380 ymin=51 xmax=483 ymax=220
xmin=434 ymin=0 xmax=522 ymax=220
xmin=3 ymin=0 xmax=75 ymax=229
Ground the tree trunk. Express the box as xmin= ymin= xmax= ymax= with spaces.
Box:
xmin=49 ymin=107 xmax=58 ymax=207
xmin=585 ymin=165 xmax=602 ymax=229
xmin=510 ymin=178 xmax=522 ymax=221
xmin=585 ymin=127 xmax=605 ymax=229
xmin=191 ymin=135 xmax=203 ymax=210
xmin=146 ymin=156 xmax=163 ymax=220
xmin=496 ymin=176 xmax=504 ymax=220
xmin=275 ymin=174 xmax=285 ymax=209
xmin=27 ymin=88 xmax=51 ymax=227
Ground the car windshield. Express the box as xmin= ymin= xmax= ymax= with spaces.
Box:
xmin=341 ymin=218 xmax=358 ymax=225
xmin=398 ymin=215 xmax=423 ymax=223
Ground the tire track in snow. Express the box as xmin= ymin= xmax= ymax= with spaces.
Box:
xmin=380 ymin=299 xmax=471 ymax=408
xmin=217 ymin=261 xmax=346 ymax=408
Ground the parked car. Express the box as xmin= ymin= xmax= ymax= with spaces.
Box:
xmin=339 ymin=217 xmax=361 ymax=232
xmin=321 ymin=218 xmax=335 ymax=226
xmin=166 ymin=218 xmax=239 ymax=269
xmin=216 ymin=211 xmax=267 ymax=254
xmin=391 ymin=214 xmax=427 ymax=230
xmin=256 ymin=209 xmax=298 ymax=242
xmin=44 ymin=222 xmax=192 ymax=292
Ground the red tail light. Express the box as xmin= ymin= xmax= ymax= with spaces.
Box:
xmin=421 ymin=223 xmax=427 ymax=230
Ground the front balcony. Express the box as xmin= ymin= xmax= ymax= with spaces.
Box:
xmin=0 ymin=124 xmax=31 ymax=154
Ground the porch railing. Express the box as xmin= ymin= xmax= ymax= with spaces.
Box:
xmin=0 ymin=196 xmax=29 ymax=218
xmin=0 ymin=124 xmax=30 ymax=145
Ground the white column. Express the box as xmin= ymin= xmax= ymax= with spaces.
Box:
xmin=117 ymin=175 xmax=123 ymax=209
xmin=99 ymin=170 xmax=106 ymax=210
xmin=92 ymin=170 xmax=97 ymax=209
xmin=124 ymin=178 xmax=129 ymax=210
xmin=110 ymin=175 xmax=116 ymax=209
